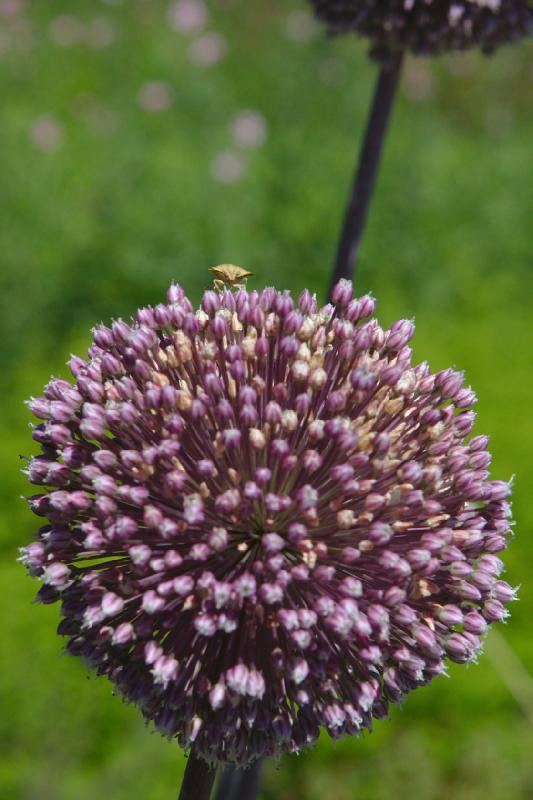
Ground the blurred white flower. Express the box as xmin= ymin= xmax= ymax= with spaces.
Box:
xmin=0 ymin=0 xmax=23 ymax=18
xmin=211 ymin=150 xmax=246 ymax=184
xmin=138 ymin=81 xmax=175 ymax=112
xmin=49 ymin=15 xmax=84 ymax=48
xmin=231 ymin=110 xmax=267 ymax=149
xmin=28 ymin=116 xmax=64 ymax=151
xmin=285 ymin=10 xmax=319 ymax=42
xmin=167 ymin=0 xmax=208 ymax=34
xmin=188 ymin=32 xmax=227 ymax=67
xmin=86 ymin=17 xmax=116 ymax=49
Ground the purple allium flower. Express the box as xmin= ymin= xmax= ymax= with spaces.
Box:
xmin=308 ymin=0 xmax=533 ymax=62
xmin=21 ymin=278 xmax=515 ymax=765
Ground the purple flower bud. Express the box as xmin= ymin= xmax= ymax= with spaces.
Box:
xmin=209 ymin=683 xmax=226 ymax=710
xmin=240 ymin=404 xmax=258 ymax=427
xmin=142 ymin=591 xmax=165 ymax=614
xmin=381 ymin=365 xmax=403 ymax=387
xmin=167 ymin=284 xmax=184 ymax=304
xmin=93 ymin=324 xmax=114 ymax=349
xmin=331 ymin=279 xmax=353 ymax=306
xmin=225 ymin=664 xmax=248 ymax=695
xmin=137 ymin=307 xmax=156 ymax=328
xmin=230 ymin=361 xmax=246 ymax=381
xmin=214 ymin=489 xmax=239 ymax=514
xmin=298 ymin=289 xmax=316 ymax=315
xmin=445 ymin=633 xmax=473 ymax=663
xmin=101 ymin=591 xmax=124 ymax=617
xmin=493 ymin=580 xmax=516 ymax=603
xmin=113 ymin=622 xmax=135 ymax=646
xmin=246 ymin=670 xmax=266 ymax=699
xmin=43 ymin=562 xmax=70 ymax=588
xmin=262 ymin=533 xmax=285 ymax=553
xmin=28 ymin=397 xmax=51 ymax=419
xmin=211 ymin=314 xmax=228 ymax=339
xmin=234 ymin=573 xmax=256 ymax=598
xmin=387 ymin=320 xmax=414 ymax=351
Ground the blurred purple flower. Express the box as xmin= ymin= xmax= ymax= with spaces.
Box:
xmin=49 ymin=15 xmax=84 ymax=48
xmin=0 ymin=0 xmax=23 ymax=17
xmin=211 ymin=150 xmax=246 ymax=183
xmin=231 ymin=110 xmax=268 ymax=150
xmin=308 ymin=0 xmax=533 ymax=62
xmin=138 ymin=81 xmax=175 ymax=113
xmin=167 ymin=0 xmax=208 ymax=34
xmin=188 ymin=31 xmax=227 ymax=66
xmin=86 ymin=17 xmax=116 ymax=49
xmin=21 ymin=279 xmax=515 ymax=765
xmin=28 ymin=115 xmax=64 ymax=151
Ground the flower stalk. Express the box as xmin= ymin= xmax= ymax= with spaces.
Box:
xmin=328 ymin=54 xmax=403 ymax=297
xmin=179 ymin=752 xmax=217 ymax=800
xmin=215 ymin=760 xmax=263 ymax=800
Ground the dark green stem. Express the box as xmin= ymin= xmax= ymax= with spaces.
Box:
xmin=214 ymin=760 xmax=263 ymax=800
xmin=328 ymin=54 xmax=404 ymax=299
xmin=179 ymin=752 xmax=217 ymax=800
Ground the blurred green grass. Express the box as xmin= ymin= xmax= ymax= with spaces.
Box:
xmin=1 ymin=1 xmax=532 ymax=798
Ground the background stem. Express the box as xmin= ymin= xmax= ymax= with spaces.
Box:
xmin=214 ymin=760 xmax=263 ymax=800
xmin=328 ymin=54 xmax=404 ymax=298
xmin=178 ymin=752 xmax=217 ymax=800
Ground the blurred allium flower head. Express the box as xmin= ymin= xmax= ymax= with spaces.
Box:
xmin=21 ymin=278 xmax=515 ymax=765
xmin=231 ymin=110 xmax=268 ymax=150
xmin=308 ymin=0 xmax=533 ymax=61
xmin=49 ymin=15 xmax=84 ymax=48
xmin=138 ymin=81 xmax=175 ymax=113
xmin=86 ymin=17 xmax=116 ymax=50
xmin=211 ymin=150 xmax=246 ymax=184
xmin=188 ymin=31 xmax=227 ymax=66
xmin=28 ymin=115 xmax=64 ymax=152
xmin=167 ymin=0 xmax=209 ymax=34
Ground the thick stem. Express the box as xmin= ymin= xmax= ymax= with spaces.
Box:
xmin=179 ymin=752 xmax=217 ymax=800
xmin=214 ymin=760 xmax=263 ymax=800
xmin=328 ymin=54 xmax=404 ymax=299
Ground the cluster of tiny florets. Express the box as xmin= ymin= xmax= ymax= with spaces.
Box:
xmin=21 ymin=279 xmax=514 ymax=765
xmin=309 ymin=0 xmax=533 ymax=62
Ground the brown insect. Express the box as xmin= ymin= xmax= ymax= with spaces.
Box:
xmin=210 ymin=264 xmax=253 ymax=292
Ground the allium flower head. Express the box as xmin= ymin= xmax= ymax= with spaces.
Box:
xmin=21 ymin=278 xmax=515 ymax=765
xmin=308 ymin=0 xmax=533 ymax=61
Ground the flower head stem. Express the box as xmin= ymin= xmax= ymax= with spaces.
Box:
xmin=179 ymin=752 xmax=217 ymax=800
xmin=215 ymin=760 xmax=263 ymax=800
xmin=328 ymin=54 xmax=403 ymax=298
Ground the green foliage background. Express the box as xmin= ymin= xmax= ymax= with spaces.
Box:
xmin=1 ymin=2 xmax=532 ymax=798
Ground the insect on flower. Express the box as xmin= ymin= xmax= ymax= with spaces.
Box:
xmin=210 ymin=264 xmax=253 ymax=291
